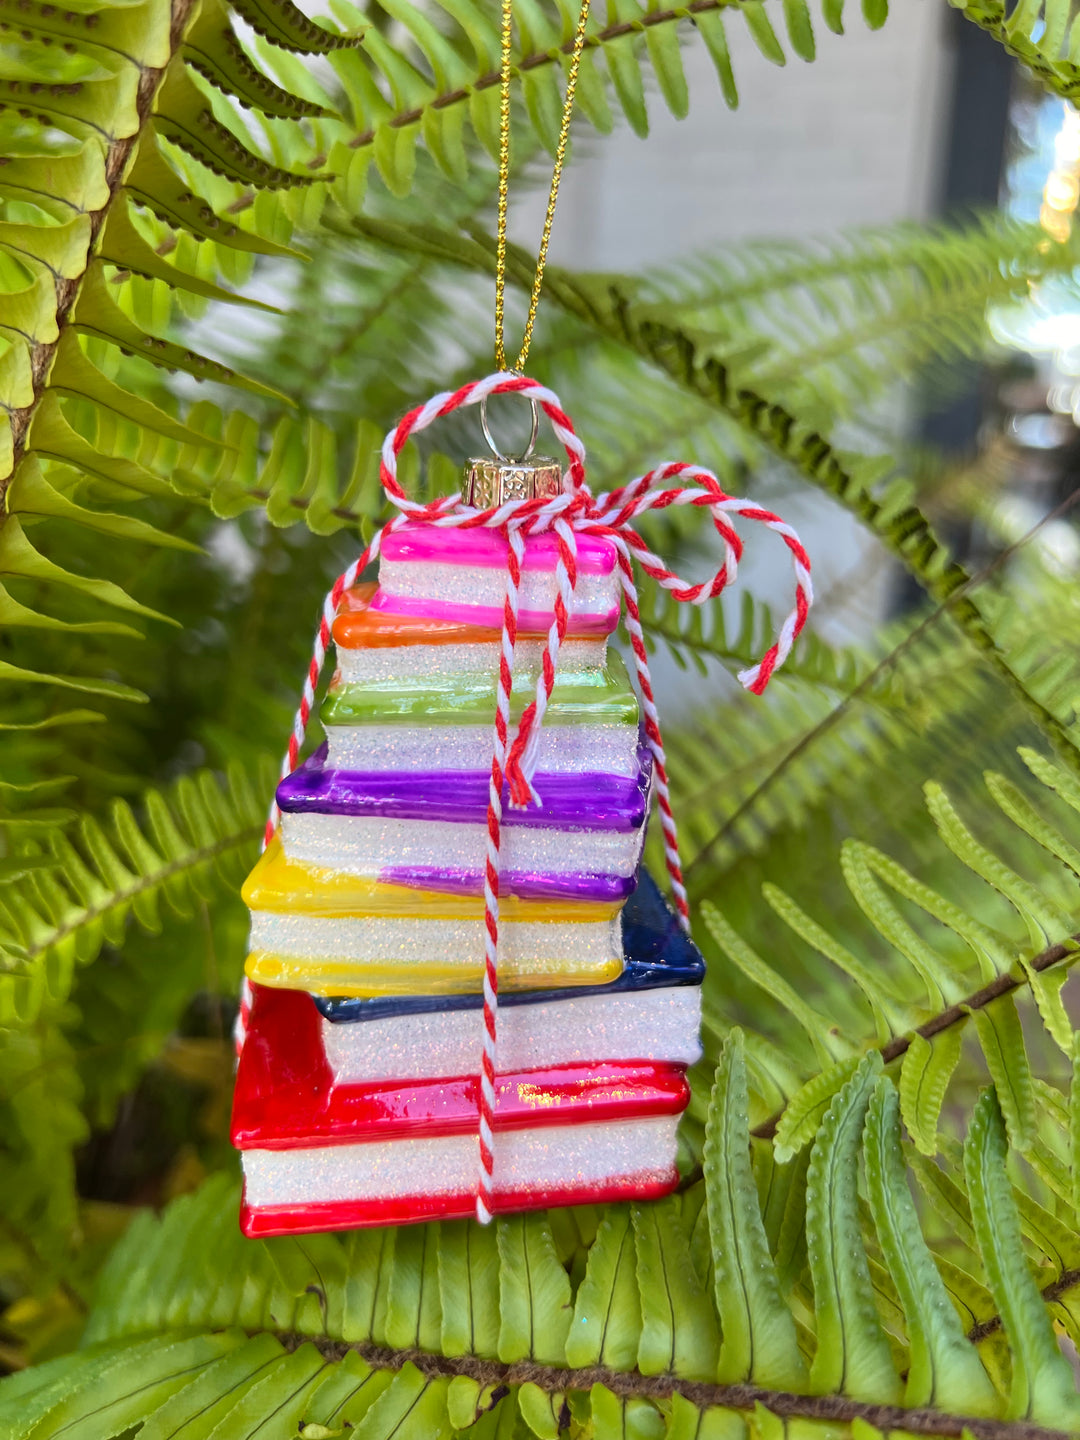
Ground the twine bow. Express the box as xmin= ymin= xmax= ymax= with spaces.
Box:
xmin=236 ymin=373 xmax=813 ymax=1225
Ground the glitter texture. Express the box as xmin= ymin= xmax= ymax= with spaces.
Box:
xmin=233 ymin=507 xmax=706 ymax=1231
xmin=323 ymin=986 xmax=703 ymax=1080
xmin=379 ymin=559 xmax=618 ymax=620
xmin=370 ymin=590 xmax=617 ymax=636
xmin=244 ymin=838 xmax=621 ymax=922
xmin=326 ymin=723 xmax=640 ymax=775
xmin=316 ymin=869 xmax=705 ymax=1023
xmin=381 ymin=522 xmax=618 ymax=574
xmin=276 ymin=745 xmax=652 ymax=827
xmin=246 ymin=910 xmax=624 ymax=994
xmin=241 ymin=1114 xmax=678 ymax=1208
xmin=280 ymin=812 xmax=645 ymax=881
xmin=321 ymin=651 xmax=638 ymax=727
xmin=337 ymin=637 xmax=606 ymax=683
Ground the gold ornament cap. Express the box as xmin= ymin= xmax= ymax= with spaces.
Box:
xmin=464 ymin=390 xmax=563 ymax=507
xmin=465 ymin=455 xmax=562 ymax=508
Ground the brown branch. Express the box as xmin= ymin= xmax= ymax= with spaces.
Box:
xmin=750 ymin=932 xmax=1080 ymax=1141
xmin=3 ymin=0 xmax=200 ymax=499
xmin=279 ymin=1336 xmax=1074 ymax=1440
xmin=967 ymin=1267 xmax=1080 ymax=1346
xmin=339 ymin=211 xmax=1080 ymax=777
xmin=349 ymin=0 xmax=726 ymax=149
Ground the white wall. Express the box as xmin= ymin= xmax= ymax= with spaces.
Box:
xmin=516 ymin=0 xmax=952 ymax=266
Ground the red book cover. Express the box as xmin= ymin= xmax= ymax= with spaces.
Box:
xmin=232 ymin=984 xmax=690 ymax=1151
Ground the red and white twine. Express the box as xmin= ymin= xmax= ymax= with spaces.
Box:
xmin=234 ymin=372 xmax=813 ymax=1225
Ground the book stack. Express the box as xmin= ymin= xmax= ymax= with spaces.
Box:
xmin=232 ymin=521 xmax=704 ymax=1235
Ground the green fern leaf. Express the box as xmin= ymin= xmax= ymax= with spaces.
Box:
xmin=0 ymin=214 xmax=90 ymax=280
xmin=782 ymin=0 xmax=816 ymax=59
xmin=352 ymin=1366 xmax=451 ymax=1440
xmin=840 ymin=839 xmax=956 ymax=1009
xmin=985 ymin=768 xmax=1080 ymax=881
xmin=589 ymin=1382 xmax=664 ymax=1440
xmin=342 ymin=1229 xmax=395 ymax=1344
xmin=22 ymin=1331 xmax=249 ymax=1440
xmin=0 ymin=762 xmax=266 ymax=1027
xmin=666 ymin=1393 xmax=746 ymax=1440
xmin=695 ymin=9 xmax=739 ymax=107
xmin=702 ymin=902 xmax=847 ymax=1067
xmin=848 ymin=839 xmax=1012 ymax=980
xmin=740 ymin=1 xmax=786 ymax=63
xmin=805 ymin=1051 xmax=900 ymax=1403
xmin=6 ymin=458 xmax=196 ymax=552
xmin=864 ymin=1075 xmax=997 ymax=1413
xmin=704 ymin=1029 xmax=807 ymax=1389
xmin=497 ymin=1215 xmax=572 ymax=1365
xmin=1020 ymin=951 xmax=1075 ymax=1053
xmin=47 ymin=332 xmax=208 ymax=445
xmin=72 ymin=263 xmax=284 ymax=397
xmin=438 ymin=1219 xmax=501 ymax=1359
xmin=772 ymin=1057 xmax=861 ymax=1163
xmin=518 ymin=1381 xmax=564 ymax=1440
xmin=964 ymin=1088 xmax=1080 ymax=1425
xmin=968 ymin=997 xmax=1035 ymax=1153
xmin=898 ymin=1027 xmax=964 ymax=1157
xmin=153 ymin=68 xmax=326 ymax=188
xmin=136 ymin=1335 xmax=292 ymax=1438
xmin=762 ymin=883 xmax=903 ymax=1045
xmin=233 ymin=0 xmax=356 ymax=51
xmin=925 ymin=780 xmax=1070 ymax=947
xmin=298 ymin=1351 xmax=383 ymax=1436
xmin=385 ymin=1225 xmax=443 ymax=1352
xmin=184 ymin=0 xmax=333 ymax=117
xmin=446 ymin=1374 xmax=483 ymax=1431
xmin=97 ymin=199 xmax=282 ymax=310
xmin=631 ymin=1196 xmax=719 ymax=1381
xmin=209 ymin=1341 xmax=332 ymax=1437
xmin=644 ymin=20 xmax=690 ymax=118
xmin=124 ymin=135 xmax=304 ymax=257
xmin=565 ymin=1204 xmax=641 ymax=1369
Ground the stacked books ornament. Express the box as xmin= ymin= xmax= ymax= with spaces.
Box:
xmin=232 ymin=457 xmax=705 ymax=1237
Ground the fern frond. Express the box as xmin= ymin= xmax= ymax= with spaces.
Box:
xmin=320 ymin=0 xmax=891 ymax=208
xmin=0 ymin=0 xmax=353 ymax=709
xmin=636 ymin=579 xmax=879 ymax=691
xmin=633 ymin=214 xmax=1080 ymax=419
xmin=649 ymin=607 xmax=998 ymax=881
xmin=702 ymin=749 xmax=1080 ymax=1167
xmin=954 ymin=0 xmax=1080 ymax=104
xmin=0 ymin=759 xmax=270 ymax=1028
xmin=28 ymin=1042 xmax=1080 ymax=1440
xmin=342 ymin=209 xmax=1080 ymax=775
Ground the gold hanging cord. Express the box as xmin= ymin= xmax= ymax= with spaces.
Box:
xmin=494 ymin=0 xmax=594 ymax=373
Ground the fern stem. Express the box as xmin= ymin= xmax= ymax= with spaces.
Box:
xmin=348 ymin=0 xmax=734 ymax=150
xmin=607 ymin=309 xmax=1080 ymax=773
xmin=278 ymin=1336 xmax=1075 ymax=1440
xmin=683 ymin=481 xmax=1080 ymax=879
xmin=342 ymin=211 xmax=1080 ymax=775
xmin=749 ymin=931 xmax=1080 ymax=1143
xmin=968 ymin=1266 xmax=1080 ymax=1347
xmin=748 ymin=270 xmax=1036 ymax=388
xmin=3 ymin=0 xmax=200 ymax=498
xmin=955 ymin=8 xmax=1080 ymax=102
